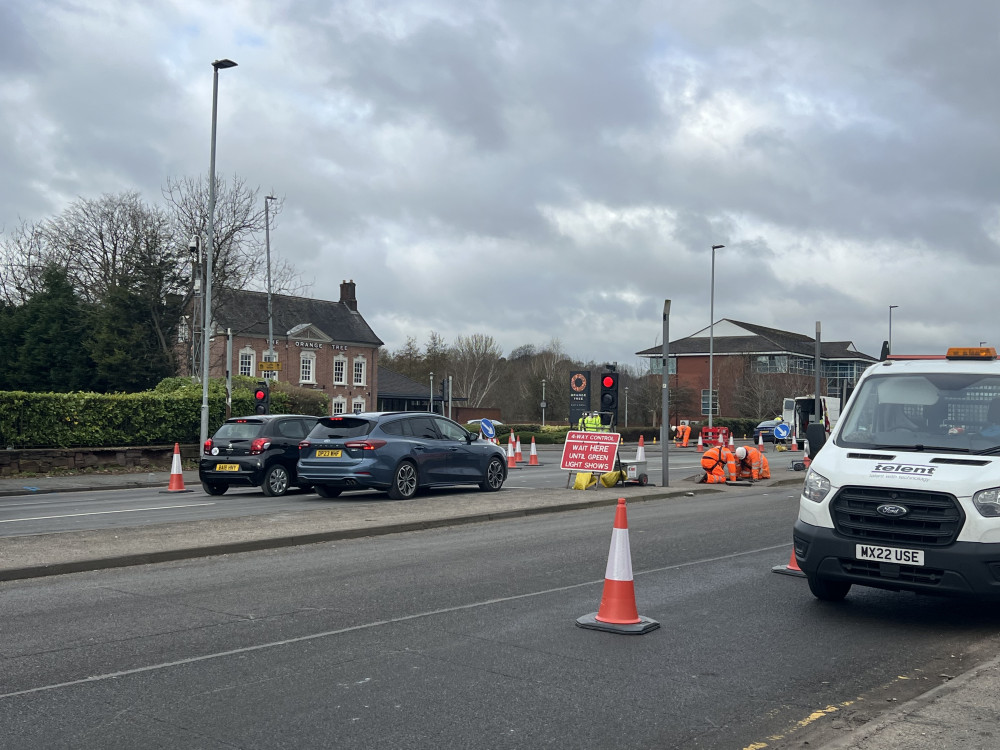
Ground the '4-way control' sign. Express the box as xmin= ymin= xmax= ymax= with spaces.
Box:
xmin=560 ymin=430 xmax=620 ymax=473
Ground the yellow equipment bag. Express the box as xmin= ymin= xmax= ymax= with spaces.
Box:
xmin=600 ymin=471 xmax=622 ymax=487
xmin=573 ymin=472 xmax=597 ymax=490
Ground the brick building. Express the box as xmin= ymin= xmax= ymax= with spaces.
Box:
xmin=194 ymin=280 xmax=383 ymax=415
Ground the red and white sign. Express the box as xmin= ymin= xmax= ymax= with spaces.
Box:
xmin=560 ymin=430 xmax=620 ymax=473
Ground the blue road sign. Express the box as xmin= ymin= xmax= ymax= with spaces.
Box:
xmin=773 ymin=422 xmax=790 ymax=439
xmin=480 ymin=419 xmax=496 ymax=439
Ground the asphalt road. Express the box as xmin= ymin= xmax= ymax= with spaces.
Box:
xmin=4 ymin=488 xmax=1000 ymax=749
xmin=0 ymin=445 xmax=711 ymax=537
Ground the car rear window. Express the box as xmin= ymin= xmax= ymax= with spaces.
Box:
xmin=309 ymin=416 xmax=375 ymax=439
xmin=214 ymin=421 xmax=265 ymax=440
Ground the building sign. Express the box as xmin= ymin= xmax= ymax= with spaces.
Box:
xmin=568 ymin=370 xmax=591 ymax=429
xmin=560 ymin=430 xmax=620 ymax=473
xmin=291 ymin=341 xmax=348 ymax=351
xmin=258 ymin=362 xmax=283 ymax=372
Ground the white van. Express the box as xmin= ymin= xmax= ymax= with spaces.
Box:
xmin=794 ymin=347 xmax=1000 ymax=602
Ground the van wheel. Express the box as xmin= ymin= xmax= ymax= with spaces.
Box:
xmin=807 ymin=575 xmax=851 ymax=602
xmin=388 ymin=461 xmax=418 ymax=500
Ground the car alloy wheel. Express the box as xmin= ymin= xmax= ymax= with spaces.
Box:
xmin=479 ymin=457 xmax=505 ymax=492
xmin=262 ymin=464 xmax=290 ymax=497
xmin=388 ymin=461 xmax=417 ymax=500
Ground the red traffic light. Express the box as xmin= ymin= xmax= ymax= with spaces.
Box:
xmin=254 ymin=389 xmax=267 ymax=400
xmin=602 ymin=375 xmax=616 ymax=388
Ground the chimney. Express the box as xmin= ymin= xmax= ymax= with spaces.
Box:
xmin=340 ymin=279 xmax=358 ymax=311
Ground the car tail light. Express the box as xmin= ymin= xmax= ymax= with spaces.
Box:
xmin=344 ymin=439 xmax=387 ymax=451
xmin=204 ymin=439 xmax=213 ymax=453
xmin=298 ymin=440 xmax=310 ymax=451
xmin=250 ymin=438 xmax=270 ymax=455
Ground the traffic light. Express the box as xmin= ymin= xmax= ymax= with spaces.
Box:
xmin=600 ymin=372 xmax=619 ymax=426
xmin=254 ymin=381 xmax=270 ymax=415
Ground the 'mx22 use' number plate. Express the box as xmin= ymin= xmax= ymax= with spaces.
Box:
xmin=856 ymin=544 xmax=924 ymax=566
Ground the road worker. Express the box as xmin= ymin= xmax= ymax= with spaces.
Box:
xmin=698 ymin=444 xmax=736 ymax=484
xmin=674 ymin=423 xmax=691 ymax=447
xmin=735 ymin=445 xmax=770 ymax=481
xmin=581 ymin=412 xmax=603 ymax=432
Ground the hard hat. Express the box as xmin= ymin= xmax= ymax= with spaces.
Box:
xmin=736 ymin=446 xmax=747 ymax=460
xmin=671 ymin=425 xmax=677 ymax=432
xmin=775 ymin=416 xmax=783 ymax=422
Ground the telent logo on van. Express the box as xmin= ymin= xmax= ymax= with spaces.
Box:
xmin=873 ymin=463 xmax=936 ymax=476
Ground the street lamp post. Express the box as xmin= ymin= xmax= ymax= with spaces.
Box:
xmin=541 ymin=379 xmax=546 ymax=427
xmin=200 ymin=58 xmax=238 ymax=458
xmin=888 ymin=305 xmax=899 ymax=355
xmin=264 ymin=195 xmax=277 ymax=372
xmin=708 ymin=244 xmax=725 ymax=428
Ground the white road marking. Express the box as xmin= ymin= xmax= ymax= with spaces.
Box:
xmin=0 ymin=503 xmax=215 ymax=523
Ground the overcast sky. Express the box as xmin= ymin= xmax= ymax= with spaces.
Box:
xmin=3 ymin=1 xmax=999 ymax=368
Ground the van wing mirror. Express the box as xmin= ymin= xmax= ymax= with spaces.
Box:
xmin=805 ymin=423 xmax=827 ymax=458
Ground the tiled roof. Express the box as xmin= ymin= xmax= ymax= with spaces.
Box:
xmin=636 ymin=319 xmax=877 ymax=361
xmin=377 ymin=368 xmax=428 ymax=398
xmin=213 ymin=289 xmax=383 ymax=347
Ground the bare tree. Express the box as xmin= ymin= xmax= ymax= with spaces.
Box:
xmin=450 ymin=334 xmax=504 ymax=408
xmin=0 ymin=220 xmax=49 ymax=305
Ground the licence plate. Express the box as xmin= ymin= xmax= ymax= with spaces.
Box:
xmin=856 ymin=544 xmax=924 ymax=566
xmin=314 ymin=449 xmax=342 ymax=458
xmin=215 ymin=463 xmax=240 ymax=472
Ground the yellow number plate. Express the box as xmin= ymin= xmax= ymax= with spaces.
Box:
xmin=215 ymin=463 xmax=240 ymax=471
xmin=315 ymin=449 xmax=342 ymax=458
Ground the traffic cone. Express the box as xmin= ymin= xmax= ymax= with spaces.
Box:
xmin=528 ymin=436 xmax=539 ymax=465
xmin=696 ymin=433 xmax=705 ymax=452
xmin=577 ymin=498 xmax=660 ymax=635
xmin=758 ymin=432 xmax=765 ymax=454
xmin=772 ymin=548 xmax=807 ymax=578
xmin=161 ymin=443 xmax=192 ymax=494
xmin=803 ymin=440 xmax=811 ymax=469
xmin=507 ymin=440 xmax=516 ymax=469
xmin=635 ymin=435 xmax=646 ymax=463
xmin=790 ymin=432 xmax=799 ymax=452
xmin=515 ymin=435 xmax=523 ymax=463
xmin=728 ymin=433 xmax=735 ymax=450
xmin=508 ymin=430 xmax=515 ymax=451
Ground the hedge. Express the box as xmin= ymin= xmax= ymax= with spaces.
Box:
xmin=0 ymin=377 xmax=329 ymax=449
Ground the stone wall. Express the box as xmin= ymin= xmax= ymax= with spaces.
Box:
xmin=0 ymin=445 xmax=200 ymax=476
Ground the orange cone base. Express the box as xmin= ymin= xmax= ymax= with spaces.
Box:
xmin=576 ymin=612 xmax=660 ymax=635
xmin=771 ymin=550 xmax=807 ymax=578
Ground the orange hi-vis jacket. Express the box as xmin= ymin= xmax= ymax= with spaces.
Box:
xmin=701 ymin=445 xmax=736 ymax=484
xmin=674 ymin=424 xmax=691 ymax=447
xmin=736 ymin=445 xmax=770 ymax=480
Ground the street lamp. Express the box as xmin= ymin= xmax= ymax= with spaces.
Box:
xmin=541 ymin=379 xmax=546 ymax=427
xmin=888 ymin=305 xmax=899 ymax=355
xmin=200 ymin=58 xmax=238 ymax=458
xmin=624 ymin=386 xmax=629 ymax=428
xmin=264 ymin=195 xmax=277 ymax=373
xmin=708 ymin=244 xmax=725 ymax=428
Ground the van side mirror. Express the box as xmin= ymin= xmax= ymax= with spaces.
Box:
xmin=806 ymin=423 xmax=827 ymax=458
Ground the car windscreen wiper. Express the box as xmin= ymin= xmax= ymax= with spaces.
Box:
xmin=974 ymin=446 xmax=1000 ymax=456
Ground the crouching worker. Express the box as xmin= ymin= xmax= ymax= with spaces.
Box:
xmin=699 ymin=444 xmax=736 ymax=484
xmin=735 ymin=445 xmax=770 ymax=481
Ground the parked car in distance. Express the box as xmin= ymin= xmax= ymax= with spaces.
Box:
xmin=753 ymin=418 xmax=787 ymax=443
xmin=200 ymin=414 xmax=320 ymax=497
xmin=465 ymin=418 xmax=503 ymax=428
xmin=298 ymin=412 xmax=508 ymax=500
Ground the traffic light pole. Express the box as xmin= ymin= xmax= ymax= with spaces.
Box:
xmin=661 ymin=299 xmax=670 ymax=487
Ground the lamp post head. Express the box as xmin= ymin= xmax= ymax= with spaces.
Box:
xmin=265 ymin=195 xmax=276 ymax=201
xmin=213 ymin=59 xmax=238 ymax=70
xmin=712 ymin=244 xmax=725 ymax=251
xmin=890 ymin=305 xmax=899 ymax=310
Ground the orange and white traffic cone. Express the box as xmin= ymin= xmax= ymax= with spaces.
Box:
xmin=803 ymin=440 xmax=811 ymax=469
xmin=161 ymin=443 xmax=192 ymax=494
xmin=577 ymin=498 xmax=660 ymax=635
xmin=696 ymin=433 xmax=705 ymax=452
xmin=635 ymin=435 xmax=646 ymax=463
xmin=507 ymin=440 xmax=516 ymax=469
xmin=728 ymin=433 xmax=735 ymax=450
xmin=758 ymin=432 xmax=766 ymax=454
xmin=528 ymin=436 xmax=539 ymax=465
xmin=515 ymin=435 xmax=523 ymax=463
xmin=772 ymin=548 xmax=807 ymax=578
xmin=791 ymin=432 xmax=799 ymax=452
xmin=508 ymin=430 xmax=515 ymax=452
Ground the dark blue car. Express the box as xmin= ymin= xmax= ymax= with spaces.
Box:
xmin=297 ymin=412 xmax=508 ymax=499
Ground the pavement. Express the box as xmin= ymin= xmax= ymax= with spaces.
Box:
xmin=0 ymin=466 xmax=994 ymax=749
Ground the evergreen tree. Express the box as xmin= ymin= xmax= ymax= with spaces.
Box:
xmin=13 ymin=266 xmax=95 ymax=391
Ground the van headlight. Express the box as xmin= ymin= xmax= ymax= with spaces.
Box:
xmin=973 ymin=487 xmax=1000 ymax=517
xmin=803 ymin=469 xmax=832 ymax=503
